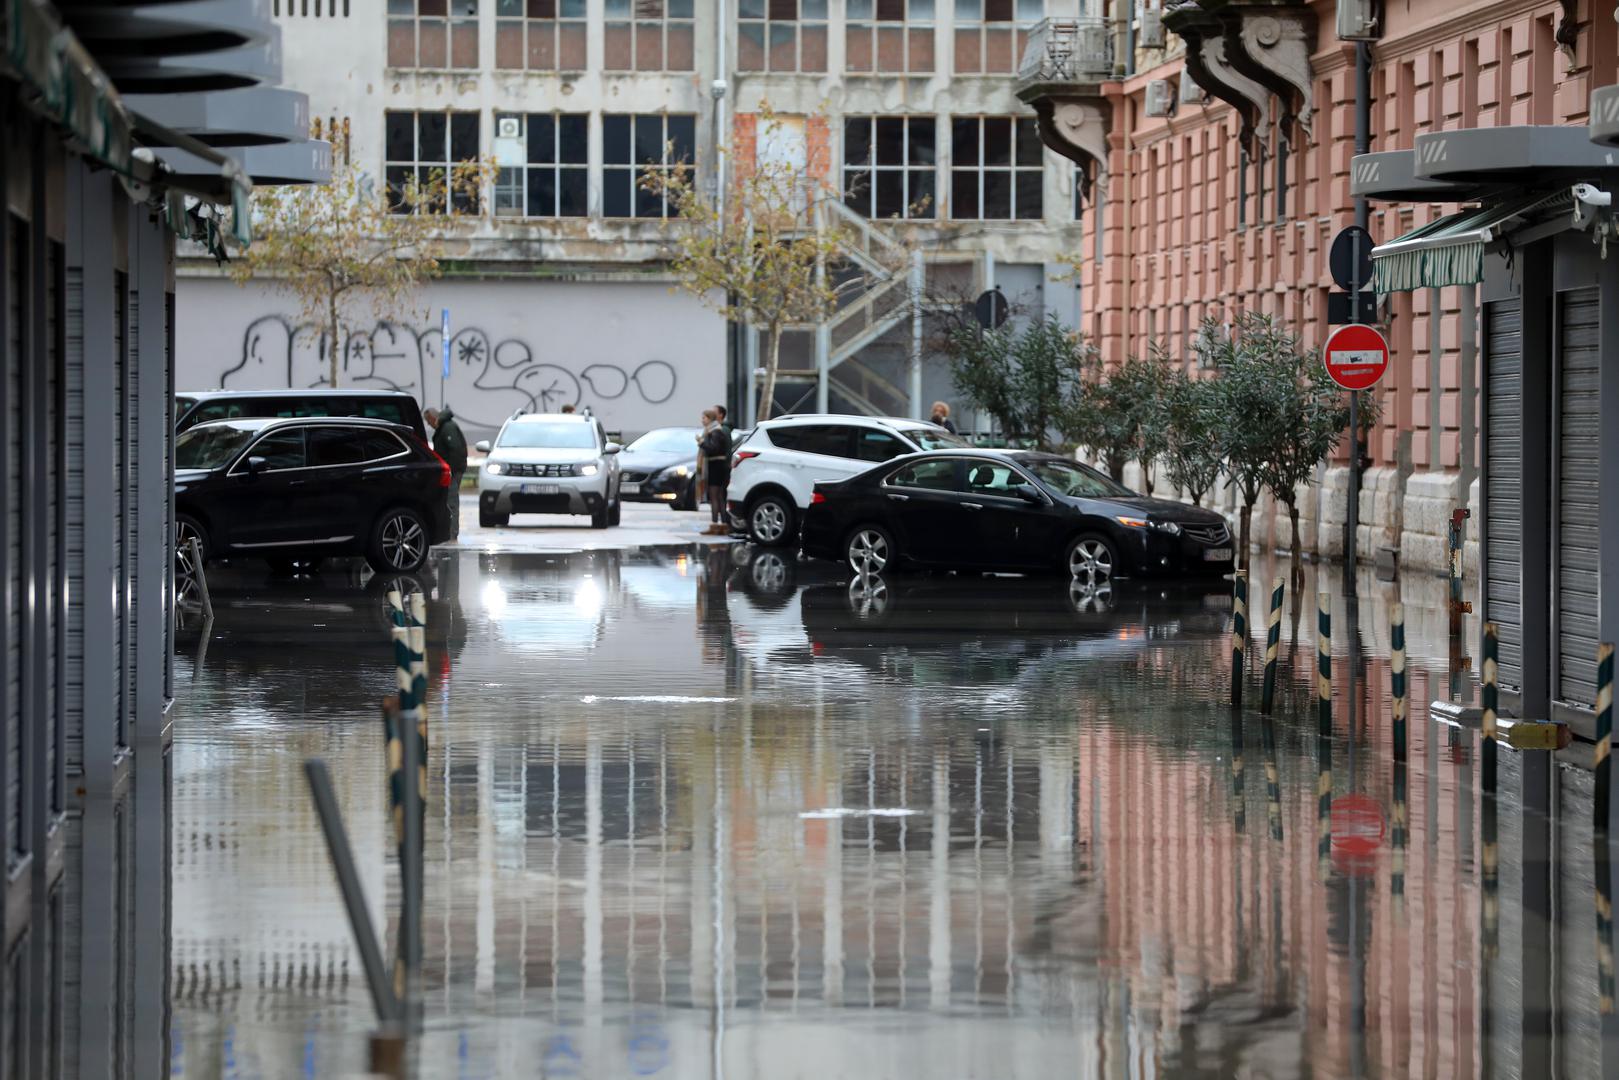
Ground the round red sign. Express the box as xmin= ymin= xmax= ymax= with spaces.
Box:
xmin=1322 ymin=323 xmax=1390 ymax=391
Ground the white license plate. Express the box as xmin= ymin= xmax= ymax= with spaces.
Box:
xmin=621 ymin=482 xmax=641 ymax=494
xmin=521 ymin=483 xmax=560 ymax=495
xmin=1205 ymin=547 xmax=1233 ymax=561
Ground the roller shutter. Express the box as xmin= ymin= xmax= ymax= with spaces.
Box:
xmin=1484 ymin=298 xmax=1524 ymax=691
xmin=63 ymin=263 xmax=83 ymax=775
xmin=1555 ymin=287 xmax=1601 ymax=708
xmin=4 ymin=217 xmax=21 ymax=860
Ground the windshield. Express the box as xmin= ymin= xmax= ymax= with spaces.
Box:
xmin=498 ymin=422 xmax=598 ymax=450
xmin=175 ymin=425 xmax=255 ymax=470
xmin=908 ymin=426 xmax=970 ymax=451
xmin=1026 ymin=458 xmax=1134 ymax=498
xmin=628 ymin=427 xmax=701 ymax=453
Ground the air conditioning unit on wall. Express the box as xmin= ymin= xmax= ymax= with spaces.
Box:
xmin=1179 ymin=68 xmax=1208 ymax=105
xmin=1138 ymin=8 xmax=1165 ymax=48
xmin=497 ymin=116 xmax=521 ymax=139
xmin=1145 ymin=79 xmax=1176 ymax=118
xmin=1336 ymin=0 xmax=1378 ymax=41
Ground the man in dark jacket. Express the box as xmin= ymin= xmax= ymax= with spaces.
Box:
xmin=425 ymin=406 xmax=468 ymax=538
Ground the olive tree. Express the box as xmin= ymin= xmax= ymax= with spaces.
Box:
xmin=1160 ymin=368 xmax=1225 ymax=506
xmin=945 ymin=314 xmax=1091 ymax=448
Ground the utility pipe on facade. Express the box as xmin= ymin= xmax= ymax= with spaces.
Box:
xmin=1346 ymin=40 xmax=1372 ymax=591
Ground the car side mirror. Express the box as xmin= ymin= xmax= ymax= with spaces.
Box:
xmin=603 ymin=442 xmax=622 ymax=455
xmin=474 ymin=440 xmax=491 ymax=453
xmin=1014 ymin=483 xmax=1043 ymax=504
xmin=244 ymin=455 xmax=266 ymax=478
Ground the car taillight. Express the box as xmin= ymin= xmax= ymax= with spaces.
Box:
xmin=434 ymin=452 xmax=451 ymax=488
xmin=733 ymin=450 xmax=760 ymax=469
xmin=811 ymin=491 xmax=826 ymax=505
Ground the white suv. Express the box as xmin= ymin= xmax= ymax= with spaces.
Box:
xmin=727 ymin=414 xmax=968 ymax=546
xmin=475 ymin=413 xmax=622 ymax=529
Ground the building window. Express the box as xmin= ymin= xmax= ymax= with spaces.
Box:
xmin=604 ymin=0 xmax=695 ymax=71
xmin=738 ymin=0 xmax=828 ymax=72
xmin=387 ymin=0 xmax=478 ymax=69
xmin=1274 ymin=138 xmax=1289 ymax=222
xmin=494 ymin=0 xmax=586 ymax=71
xmin=384 ymin=111 xmax=482 ymax=214
xmin=493 ymin=114 xmax=588 ymax=218
xmin=603 ymin=114 xmax=696 ymax=218
xmin=846 ymin=0 xmax=934 ymax=74
xmin=954 ymin=0 xmax=1041 ymax=74
xmin=950 ymin=116 xmax=1043 ymax=220
xmin=843 ymin=117 xmax=936 ymax=219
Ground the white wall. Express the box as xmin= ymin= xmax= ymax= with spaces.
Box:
xmin=175 ymin=276 xmax=726 ymax=441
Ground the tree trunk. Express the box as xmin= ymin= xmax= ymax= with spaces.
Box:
xmin=327 ymin=294 xmax=341 ymax=388
xmin=1287 ymin=500 xmax=1303 ymax=587
xmin=1107 ymin=456 xmax=1126 ymax=483
xmin=757 ymin=322 xmax=783 ymax=422
xmin=1239 ymin=501 xmax=1253 ymax=571
xmin=1141 ymin=460 xmax=1154 ymax=495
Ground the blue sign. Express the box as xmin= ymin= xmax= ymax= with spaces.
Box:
xmin=441 ymin=307 xmax=451 ymax=379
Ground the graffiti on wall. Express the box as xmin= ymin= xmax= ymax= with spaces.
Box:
xmin=219 ymin=316 xmax=679 ymax=432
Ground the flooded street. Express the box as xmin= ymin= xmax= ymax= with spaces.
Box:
xmin=170 ymin=538 xmax=1619 ymax=1078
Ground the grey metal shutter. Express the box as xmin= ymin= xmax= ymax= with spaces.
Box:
xmin=1484 ymin=299 xmax=1524 ymax=691
xmin=45 ymin=240 xmax=60 ymax=814
xmin=124 ymin=282 xmax=138 ymax=747
xmin=111 ymin=273 xmax=125 ymax=746
xmin=5 ymin=218 xmax=21 ymax=860
xmin=1556 ymin=286 xmax=1601 ymax=708
xmin=63 ymin=263 xmax=83 ymax=776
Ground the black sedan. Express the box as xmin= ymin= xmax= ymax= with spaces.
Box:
xmin=799 ymin=449 xmax=1235 ymax=579
xmin=616 ymin=426 xmax=703 ymax=502
xmin=174 ymin=416 xmax=454 ymax=574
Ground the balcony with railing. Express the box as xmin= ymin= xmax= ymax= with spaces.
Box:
xmin=1014 ymin=18 xmax=1115 ymax=199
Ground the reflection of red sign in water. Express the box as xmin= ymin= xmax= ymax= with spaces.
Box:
xmin=1323 ymin=323 xmax=1390 ymax=390
xmin=1330 ymin=793 xmax=1386 ymax=876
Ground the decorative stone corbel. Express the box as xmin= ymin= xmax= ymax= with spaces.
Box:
xmin=1027 ymin=98 xmax=1111 ymax=199
xmin=1219 ymin=8 xmax=1316 ymax=145
xmin=1164 ymin=1 xmax=1273 ymax=154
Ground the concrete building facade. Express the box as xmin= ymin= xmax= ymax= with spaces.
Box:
xmin=178 ymin=0 xmax=1096 ymax=442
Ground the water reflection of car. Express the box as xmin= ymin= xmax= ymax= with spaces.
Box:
xmin=616 ymin=426 xmax=702 ymax=502
xmin=800 ymin=450 xmax=1235 ymax=580
xmin=174 ymin=416 xmax=453 ymax=575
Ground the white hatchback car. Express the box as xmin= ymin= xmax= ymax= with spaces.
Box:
xmin=475 ymin=412 xmax=622 ymax=528
xmin=726 ymin=414 xmax=968 ymax=546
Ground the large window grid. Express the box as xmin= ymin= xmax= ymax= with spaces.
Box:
xmin=843 ymin=117 xmax=936 ymax=219
xmin=954 ymin=0 xmax=1041 ymax=74
xmin=384 ymin=111 xmax=482 ymax=215
xmin=950 ymin=116 xmax=1044 ymax=220
xmin=603 ymin=114 xmax=696 ymax=219
xmin=387 ymin=0 xmax=478 ymax=69
xmin=738 ymin=0 xmax=829 ymax=72
xmin=494 ymin=0 xmax=586 ymax=70
xmin=846 ymin=0 xmax=934 ymax=74
xmin=493 ymin=114 xmax=588 ymax=218
xmin=604 ymin=0 xmax=695 ymax=71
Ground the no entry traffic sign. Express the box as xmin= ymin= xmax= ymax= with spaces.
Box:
xmin=1323 ymin=323 xmax=1390 ymax=391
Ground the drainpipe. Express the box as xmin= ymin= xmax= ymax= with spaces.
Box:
xmin=1345 ymin=40 xmax=1371 ymax=591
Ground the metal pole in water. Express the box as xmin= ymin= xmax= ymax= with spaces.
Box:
xmin=1261 ymin=577 xmax=1284 ymax=714
xmin=1597 ymin=836 xmax=1615 ymax=1015
xmin=1230 ymin=709 xmax=1245 ymax=835
xmin=1482 ymin=622 xmax=1498 ymax=794
xmin=304 ymin=759 xmax=400 ymax=1025
xmin=1317 ymin=592 xmax=1333 ymax=879
xmin=1391 ymin=604 xmax=1407 ymax=763
xmin=1231 ymin=570 xmax=1248 ymax=708
xmin=1597 ymin=643 xmax=1613 ymax=834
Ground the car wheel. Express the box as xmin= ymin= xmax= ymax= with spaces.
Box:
xmin=591 ymin=504 xmax=609 ymax=529
xmin=608 ymin=498 xmax=622 ymax=527
xmin=1066 ymin=533 xmax=1118 ymax=584
xmin=748 ymin=494 xmax=795 ymax=547
xmin=846 ymin=525 xmax=895 ymax=576
xmin=176 ymin=514 xmax=208 ymax=573
xmin=266 ymin=555 xmax=324 ymax=575
xmin=368 ymin=506 xmax=431 ymax=573
xmin=479 ymin=505 xmax=509 ymax=528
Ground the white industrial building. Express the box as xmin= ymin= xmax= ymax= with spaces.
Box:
xmin=176 ymin=0 xmax=1092 ymax=441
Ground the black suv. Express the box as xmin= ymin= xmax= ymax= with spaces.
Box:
xmin=175 ymin=389 xmax=428 ymax=441
xmin=174 ymin=417 xmax=453 ymax=574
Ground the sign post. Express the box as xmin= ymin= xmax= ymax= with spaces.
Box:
xmin=1324 ymin=322 xmax=1389 ymax=588
xmin=439 ymin=308 xmax=451 ymax=407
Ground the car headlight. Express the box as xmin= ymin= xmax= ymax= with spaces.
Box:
xmin=576 ymin=462 xmax=600 ymax=477
xmin=674 ymin=464 xmax=690 ymax=478
xmin=484 ymin=461 xmax=503 ymax=476
xmin=1116 ymin=515 xmax=1180 ymax=535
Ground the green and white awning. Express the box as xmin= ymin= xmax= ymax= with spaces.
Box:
xmin=1371 ymin=190 xmax=1574 ymax=294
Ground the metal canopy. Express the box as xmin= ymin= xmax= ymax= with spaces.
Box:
xmin=1350 ymin=149 xmax=1481 ymax=203
xmin=155 ymin=138 xmax=332 ymax=191
xmin=61 ymin=0 xmax=272 ymax=56
xmin=1413 ymin=124 xmax=1619 ymax=184
xmin=1593 ymin=85 xmax=1619 ymax=149
xmin=95 ymin=31 xmax=280 ymax=93
xmin=125 ymin=86 xmax=308 ymax=146
xmin=1370 ymin=189 xmax=1573 ymax=294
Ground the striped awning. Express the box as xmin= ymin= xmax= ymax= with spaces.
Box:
xmin=1371 ymin=190 xmax=1573 ymax=294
